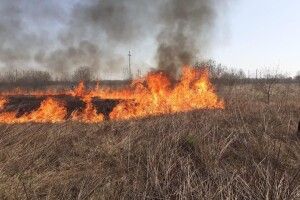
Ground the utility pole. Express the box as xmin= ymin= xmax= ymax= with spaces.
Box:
xmin=128 ymin=51 xmax=133 ymax=80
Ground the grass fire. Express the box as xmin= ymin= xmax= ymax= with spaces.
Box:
xmin=0 ymin=67 xmax=224 ymax=124
xmin=1 ymin=0 xmax=300 ymax=199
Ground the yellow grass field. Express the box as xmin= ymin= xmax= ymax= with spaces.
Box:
xmin=0 ymin=83 xmax=299 ymax=199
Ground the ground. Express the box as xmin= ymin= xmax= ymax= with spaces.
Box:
xmin=0 ymin=83 xmax=299 ymax=199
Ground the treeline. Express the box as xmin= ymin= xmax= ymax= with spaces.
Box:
xmin=0 ymin=66 xmax=131 ymax=90
xmin=0 ymin=66 xmax=95 ymax=90
xmin=196 ymin=59 xmax=300 ymax=85
xmin=196 ymin=60 xmax=300 ymax=104
xmin=0 ymin=66 xmax=93 ymax=83
xmin=0 ymin=62 xmax=299 ymax=88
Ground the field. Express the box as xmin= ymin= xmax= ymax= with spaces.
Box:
xmin=0 ymin=83 xmax=300 ymax=199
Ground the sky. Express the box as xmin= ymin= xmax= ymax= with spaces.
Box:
xmin=211 ymin=0 xmax=300 ymax=77
xmin=114 ymin=0 xmax=300 ymax=77
xmin=0 ymin=0 xmax=299 ymax=78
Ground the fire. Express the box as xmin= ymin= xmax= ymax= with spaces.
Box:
xmin=109 ymin=67 xmax=224 ymax=120
xmin=0 ymin=66 xmax=224 ymax=124
xmin=0 ymin=98 xmax=67 ymax=123
xmin=20 ymin=98 xmax=67 ymax=123
xmin=71 ymin=97 xmax=104 ymax=123
xmin=69 ymin=81 xmax=86 ymax=97
xmin=0 ymin=97 xmax=7 ymax=110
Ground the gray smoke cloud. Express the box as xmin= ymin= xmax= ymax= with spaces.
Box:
xmin=0 ymin=0 xmax=227 ymax=78
xmin=34 ymin=41 xmax=101 ymax=75
xmin=0 ymin=0 xmax=67 ymax=69
xmin=33 ymin=0 xmax=157 ymax=76
xmin=156 ymin=0 xmax=222 ymax=77
xmin=0 ymin=1 xmax=33 ymax=65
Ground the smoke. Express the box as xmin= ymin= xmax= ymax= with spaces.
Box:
xmin=156 ymin=0 xmax=222 ymax=77
xmin=34 ymin=41 xmax=101 ymax=75
xmin=33 ymin=0 xmax=156 ymax=76
xmin=0 ymin=0 xmax=67 ymax=68
xmin=68 ymin=0 xmax=153 ymax=44
xmin=0 ymin=0 xmax=227 ymax=78
xmin=0 ymin=1 xmax=33 ymax=65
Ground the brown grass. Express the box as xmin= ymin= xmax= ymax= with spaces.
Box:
xmin=0 ymin=83 xmax=300 ymax=199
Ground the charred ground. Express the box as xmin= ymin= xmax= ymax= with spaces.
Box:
xmin=2 ymin=95 xmax=119 ymax=120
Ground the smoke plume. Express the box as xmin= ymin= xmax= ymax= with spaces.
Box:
xmin=156 ymin=0 xmax=221 ymax=77
xmin=0 ymin=0 xmax=227 ymax=78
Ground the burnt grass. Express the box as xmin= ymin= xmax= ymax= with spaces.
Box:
xmin=0 ymin=84 xmax=300 ymax=199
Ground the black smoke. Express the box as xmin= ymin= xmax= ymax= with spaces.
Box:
xmin=156 ymin=0 xmax=221 ymax=77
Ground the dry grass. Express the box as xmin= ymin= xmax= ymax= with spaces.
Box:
xmin=0 ymin=83 xmax=300 ymax=199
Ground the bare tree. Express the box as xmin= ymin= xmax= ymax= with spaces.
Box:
xmin=295 ymin=72 xmax=300 ymax=85
xmin=254 ymin=69 xmax=280 ymax=104
xmin=72 ymin=66 xmax=93 ymax=82
xmin=195 ymin=59 xmax=227 ymax=79
xmin=16 ymin=70 xmax=52 ymax=84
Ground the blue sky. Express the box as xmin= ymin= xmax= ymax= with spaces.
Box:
xmin=211 ymin=0 xmax=300 ymax=76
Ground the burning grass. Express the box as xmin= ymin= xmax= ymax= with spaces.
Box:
xmin=0 ymin=83 xmax=299 ymax=199
xmin=0 ymin=67 xmax=224 ymax=123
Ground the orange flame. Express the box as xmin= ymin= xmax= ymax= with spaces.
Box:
xmin=69 ymin=81 xmax=86 ymax=97
xmin=71 ymin=96 xmax=104 ymax=123
xmin=0 ymin=97 xmax=7 ymax=110
xmin=109 ymin=67 xmax=224 ymax=120
xmin=0 ymin=66 xmax=224 ymax=123
xmin=0 ymin=98 xmax=67 ymax=123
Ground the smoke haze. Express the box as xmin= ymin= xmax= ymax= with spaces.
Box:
xmin=0 ymin=0 xmax=228 ymax=77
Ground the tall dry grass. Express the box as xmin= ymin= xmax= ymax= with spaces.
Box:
xmin=0 ymin=83 xmax=299 ymax=199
